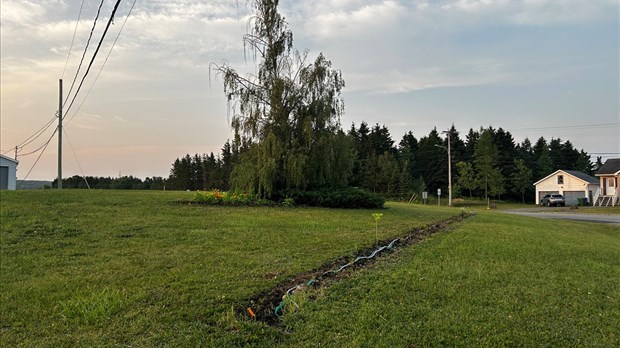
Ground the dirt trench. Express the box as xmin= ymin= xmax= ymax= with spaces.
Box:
xmin=239 ymin=212 xmax=474 ymax=326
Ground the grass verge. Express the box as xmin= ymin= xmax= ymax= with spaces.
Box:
xmin=280 ymin=211 xmax=620 ymax=347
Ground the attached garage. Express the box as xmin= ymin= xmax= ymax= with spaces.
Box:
xmin=563 ymin=191 xmax=586 ymax=206
xmin=0 ymin=154 xmax=19 ymax=191
xmin=534 ymin=170 xmax=599 ymax=205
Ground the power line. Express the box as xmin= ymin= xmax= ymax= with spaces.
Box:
xmin=18 ymin=128 xmax=58 ymax=157
xmin=63 ymin=0 xmax=106 ymax=107
xmin=17 ymin=128 xmax=57 ymax=185
xmin=65 ymin=0 xmax=138 ymax=126
xmin=64 ymin=0 xmax=124 ymax=118
xmin=61 ymin=0 xmax=87 ymax=79
xmin=15 ymin=115 xmax=57 ymax=149
xmin=63 ymin=128 xmax=91 ymax=189
xmin=506 ymin=123 xmax=619 ymax=131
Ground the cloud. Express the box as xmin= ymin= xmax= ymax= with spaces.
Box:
xmin=302 ymin=1 xmax=405 ymax=39
xmin=0 ymin=0 xmax=47 ymax=25
xmin=439 ymin=0 xmax=618 ymax=26
xmin=345 ymin=58 xmax=511 ymax=94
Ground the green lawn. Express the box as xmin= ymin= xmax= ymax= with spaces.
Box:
xmin=280 ymin=211 xmax=620 ymax=347
xmin=0 ymin=190 xmax=456 ymax=346
xmin=1 ymin=190 xmax=618 ymax=346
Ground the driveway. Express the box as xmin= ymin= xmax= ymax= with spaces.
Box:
xmin=503 ymin=209 xmax=620 ymax=225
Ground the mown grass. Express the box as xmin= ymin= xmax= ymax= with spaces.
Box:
xmin=2 ymin=190 xmax=618 ymax=346
xmin=281 ymin=211 xmax=620 ymax=347
xmin=0 ymin=190 xmax=457 ymax=346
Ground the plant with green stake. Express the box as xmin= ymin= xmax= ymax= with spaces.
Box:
xmin=372 ymin=213 xmax=383 ymax=244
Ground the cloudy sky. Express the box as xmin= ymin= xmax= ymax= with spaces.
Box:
xmin=1 ymin=0 xmax=618 ymax=180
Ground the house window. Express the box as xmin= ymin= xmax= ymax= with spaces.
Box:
xmin=557 ymin=175 xmax=564 ymax=185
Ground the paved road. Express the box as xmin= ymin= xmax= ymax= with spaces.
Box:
xmin=503 ymin=210 xmax=620 ymax=225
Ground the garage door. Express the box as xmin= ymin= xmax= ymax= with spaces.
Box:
xmin=563 ymin=191 xmax=585 ymax=206
xmin=538 ymin=191 xmax=559 ymax=204
xmin=0 ymin=166 xmax=8 ymax=190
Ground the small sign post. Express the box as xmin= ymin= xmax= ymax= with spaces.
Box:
xmin=422 ymin=191 xmax=428 ymax=205
xmin=437 ymin=188 xmax=441 ymax=206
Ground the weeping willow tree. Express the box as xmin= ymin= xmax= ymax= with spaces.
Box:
xmin=213 ymin=0 xmax=354 ymax=198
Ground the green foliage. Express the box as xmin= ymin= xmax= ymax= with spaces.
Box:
xmin=511 ymin=158 xmax=533 ymax=203
xmin=455 ymin=161 xmax=477 ymax=198
xmin=168 ymin=144 xmax=236 ymax=191
xmin=278 ymin=187 xmax=385 ymax=209
xmin=474 ymin=129 xmax=499 ymax=200
xmin=487 ymin=167 xmax=505 ymax=199
xmin=282 ymin=197 xmax=295 ymax=207
xmin=192 ymin=190 xmax=271 ymax=206
xmin=54 ymin=175 xmax=166 ymax=190
xmin=213 ymin=0 xmax=351 ymax=198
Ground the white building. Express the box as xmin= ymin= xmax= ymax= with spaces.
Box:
xmin=533 ymin=169 xmax=599 ymax=206
xmin=0 ymin=154 xmax=19 ymax=190
xmin=594 ymin=158 xmax=620 ymax=206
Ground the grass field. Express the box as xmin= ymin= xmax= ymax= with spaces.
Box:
xmin=1 ymin=190 xmax=618 ymax=346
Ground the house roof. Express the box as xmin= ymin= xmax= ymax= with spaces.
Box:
xmin=533 ymin=169 xmax=599 ymax=186
xmin=0 ymin=154 xmax=19 ymax=164
xmin=563 ymin=170 xmax=599 ymax=184
xmin=596 ymin=158 xmax=620 ymax=176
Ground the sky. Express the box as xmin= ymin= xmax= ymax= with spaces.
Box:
xmin=1 ymin=0 xmax=619 ymax=181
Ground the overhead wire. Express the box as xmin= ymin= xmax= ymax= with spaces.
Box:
xmin=17 ymin=128 xmax=57 ymax=185
xmin=61 ymin=0 xmax=87 ymax=79
xmin=506 ymin=123 xmax=619 ymax=131
xmin=7 ymin=0 xmax=133 ymax=181
xmin=18 ymin=128 xmax=59 ymax=157
xmin=14 ymin=115 xmax=57 ymax=149
xmin=63 ymin=0 xmax=124 ymax=118
xmin=63 ymin=0 xmax=106 ymax=107
xmin=63 ymin=128 xmax=91 ymax=189
xmin=65 ymin=0 xmax=138 ymax=126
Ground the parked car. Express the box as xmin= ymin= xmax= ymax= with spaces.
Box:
xmin=540 ymin=194 xmax=565 ymax=207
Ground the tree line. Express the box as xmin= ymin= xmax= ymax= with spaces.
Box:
xmin=55 ymin=122 xmax=598 ymax=204
xmin=53 ymin=175 xmax=165 ymax=190
xmin=167 ymin=122 xmax=597 ymax=203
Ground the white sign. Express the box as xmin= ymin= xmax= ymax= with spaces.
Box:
xmin=422 ymin=192 xmax=428 ymax=199
xmin=437 ymin=188 xmax=441 ymax=196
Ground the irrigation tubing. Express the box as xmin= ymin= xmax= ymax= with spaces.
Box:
xmin=274 ymin=237 xmax=401 ymax=318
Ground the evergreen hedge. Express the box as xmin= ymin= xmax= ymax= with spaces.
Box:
xmin=277 ymin=188 xmax=385 ymax=209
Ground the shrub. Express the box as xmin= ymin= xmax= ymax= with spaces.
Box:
xmin=276 ymin=188 xmax=385 ymax=209
xmin=192 ymin=191 xmax=273 ymax=206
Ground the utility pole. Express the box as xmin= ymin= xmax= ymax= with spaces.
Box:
xmin=14 ymin=146 xmax=18 ymax=161
xmin=58 ymin=79 xmax=63 ymax=190
xmin=442 ymin=130 xmax=452 ymax=207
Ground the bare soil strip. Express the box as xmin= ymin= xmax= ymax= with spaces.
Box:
xmin=240 ymin=212 xmax=473 ymax=325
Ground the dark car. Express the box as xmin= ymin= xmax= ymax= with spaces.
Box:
xmin=541 ymin=194 xmax=565 ymax=207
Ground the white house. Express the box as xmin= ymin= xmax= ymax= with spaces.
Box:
xmin=0 ymin=154 xmax=19 ymax=190
xmin=594 ymin=158 xmax=620 ymax=206
xmin=534 ymin=169 xmax=599 ymax=206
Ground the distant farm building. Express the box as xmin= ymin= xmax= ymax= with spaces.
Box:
xmin=0 ymin=154 xmax=19 ymax=190
xmin=534 ymin=169 xmax=599 ymax=206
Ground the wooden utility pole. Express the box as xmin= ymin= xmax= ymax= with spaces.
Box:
xmin=447 ymin=131 xmax=452 ymax=207
xmin=442 ymin=130 xmax=452 ymax=207
xmin=58 ymin=79 xmax=63 ymax=190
